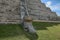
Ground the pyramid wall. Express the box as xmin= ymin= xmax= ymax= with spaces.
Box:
xmin=0 ymin=0 xmax=57 ymax=24
xmin=28 ymin=0 xmax=57 ymax=20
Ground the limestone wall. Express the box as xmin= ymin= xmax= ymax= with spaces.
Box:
xmin=28 ymin=0 xmax=57 ymax=20
xmin=0 ymin=0 xmax=58 ymax=24
xmin=0 ymin=0 xmax=20 ymax=24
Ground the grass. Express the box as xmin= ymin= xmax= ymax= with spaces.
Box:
xmin=0 ymin=22 xmax=60 ymax=40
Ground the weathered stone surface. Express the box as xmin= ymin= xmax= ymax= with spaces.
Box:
xmin=0 ymin=0 xmax=20 ymax=24
xmin=28 ymin=0 xmax=57 ymax=20
xmin=0 ymin=0 xmax=57 ymax=24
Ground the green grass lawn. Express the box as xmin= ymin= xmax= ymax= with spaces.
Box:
xmin=0 ymin=22 xmax=60 ymax=40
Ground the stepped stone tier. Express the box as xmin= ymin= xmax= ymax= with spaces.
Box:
xmin=0 ymin=0 xmax=57 ymax=24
